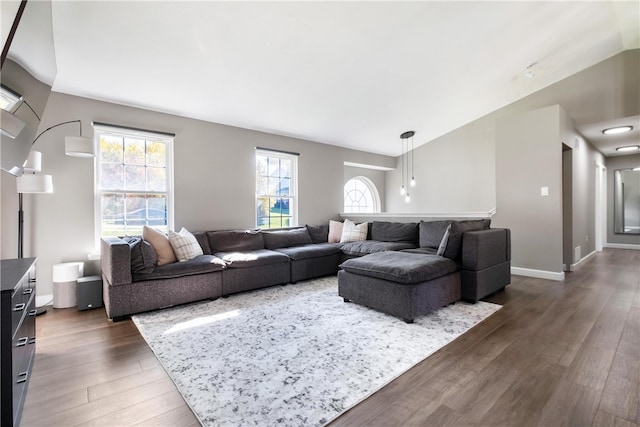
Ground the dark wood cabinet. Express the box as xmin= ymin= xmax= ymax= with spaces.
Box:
xmin=1 ymin=258 xmax=37 ymax=427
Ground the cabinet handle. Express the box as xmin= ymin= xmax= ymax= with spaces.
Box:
xmin=28 ymin=309 xmax=37 ymax=316
xmin=16 ymin=372 xmax=28 ymax=384
xmin=28 ymin=337 xmax=36 ymax=345
xmin=29 ymin=277 xmax=36 ymax=283
xmin=16 ymin=337 xmax=28 ymax=347
xmin=13 ymin=303 xmax=25 ymax=312
xmin=23 ymin=288 xmax=33 ymax=295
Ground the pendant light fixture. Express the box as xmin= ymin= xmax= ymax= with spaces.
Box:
xmin=400 ymin=131 xmax=415 ymax=202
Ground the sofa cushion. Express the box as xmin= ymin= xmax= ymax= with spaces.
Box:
xmin=371 ymin=221 xmax=418 ymax=243
xmin=262 ymin=227 xmax=313 ymax=249
xmin=214 ymin=249 xmax=289 ymax=268
xmin=123 ymin=236 xmax=157 ymax=274
xmin=275 ymin=243 xmax=342 ymax=261
xmin=306 ymin=224 xmax=329 ymax=243
xmin=328 ymin=220 xmax=343 ymax=243
xmin=340 ymin=252 xmax=458 ymax=284
xmin=400 ymin=247 xmax=438 ymax=256
xmin=340 ymin=240 xmax=417 ymax=256
xmin=419 ymin=220 xmax=453 ymax=249
xmin=208 ymin=230 xmax=264 ymax=252
xmin=143 ymin=226 xmax=177 ymax=266
xmin=169 ymin=227 xmax=204 ymax=262
xmin=443 ymin=219 xmax=491 ymax=260
xmin=340 ymin=219 xmax=368 ymax=243
xmin=131 ymin=254 xmax=225 ymax=282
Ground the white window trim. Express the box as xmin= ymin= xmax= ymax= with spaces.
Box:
xmin=93 ymin=124 xmax=174 ymax=249
xmin=255 ymin=148 xmax=298 ymax=228
xmin=344 ymin=176 xmax=381 ymax=213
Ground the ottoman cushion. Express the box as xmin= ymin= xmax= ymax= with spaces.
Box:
xmin=339 ymin=251 xmax=457 ymax=284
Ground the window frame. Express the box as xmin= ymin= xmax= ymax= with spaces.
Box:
xmin=94 ymin=124 xmax=174 ymax=246
xmin=344 ymin=176 xmax=381 ymax=213
xmin=255 ymin=148 xmax=298 ymax=229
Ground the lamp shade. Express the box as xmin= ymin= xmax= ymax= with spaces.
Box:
xmin=16 ymin=173 xmax=53 ymax=193
xmin=65 ymin=136 xmax=95 ymax=157
xmin=23 ymin=151 xmax=42 ymax=173
xmin=1 ymin=108 xmax=26 ymax=139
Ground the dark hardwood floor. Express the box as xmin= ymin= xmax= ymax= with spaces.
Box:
xmin=21 ymin=248 xmax=639 ymax=426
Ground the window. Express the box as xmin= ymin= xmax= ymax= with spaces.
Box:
xmin=95 ymin=124 xmax=174 ymax=238
xmin=344 ymin=177 xmax=380 ymax=213
xmin=256 ymin=149 xmax=298 ymax=228
xmin=0 ymin=84 xmax=22 ymax=112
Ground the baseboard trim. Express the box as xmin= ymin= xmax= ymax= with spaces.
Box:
xmin=569 ymin=250 xmax=597 ymax=271
xmin=511 ymin=267 xmax=565 ymax=281
xmin=36 ymin=294 xmax=53 ymax=308
xmin=604 ymin=243 xmax=640 ymax=250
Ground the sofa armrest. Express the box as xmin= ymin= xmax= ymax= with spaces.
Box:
xmin=461 ymin=228 xmax=511 ymax=271
xmin=101 ymin=237 xmax=132 ymax=286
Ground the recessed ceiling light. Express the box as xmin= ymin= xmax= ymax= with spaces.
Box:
xmin=603 ymin=126 xmax=633 ymax=135
xmin=616 ymin=145 xmax=640 ymax=152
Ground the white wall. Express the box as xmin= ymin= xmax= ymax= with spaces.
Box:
xmin=1 ymin=92 xmax=394 ymax=297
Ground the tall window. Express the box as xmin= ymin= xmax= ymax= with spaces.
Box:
xmin=95 ymin=124 xmax=174 ymax=238
xmin=256 ymin=149 xmax=298 ymax=228
xmin=344 ymin=177 xmax=380 ymax=213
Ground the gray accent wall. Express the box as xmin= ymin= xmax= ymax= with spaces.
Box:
xmin=1 ymin=92 xmax=394 ymax=297
xmin=495 ymin=105 xmax=564 ymax=275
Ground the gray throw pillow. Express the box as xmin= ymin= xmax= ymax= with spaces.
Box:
xmin=436 ymin=224 xmax=451 ymax=257
xmin=124 ymin=236 xmax=157 ymax=274
xmin=306 ymin=224 xmax=329 ymax=243
xmin=442 ymin=219 xmax=491 ymax=260
xmin=419 ymin=220 xmax=453 ymax=249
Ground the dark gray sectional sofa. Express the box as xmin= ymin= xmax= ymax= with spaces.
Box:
xmin=100 ymin=219 xmax=510 ymax=321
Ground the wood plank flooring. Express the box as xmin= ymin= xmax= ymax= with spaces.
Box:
xmin=21 ymin=248 xmax=639 ymax=426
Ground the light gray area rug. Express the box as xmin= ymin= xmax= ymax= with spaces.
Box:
xmin=132 ymin=276 xmax=500 ymax=427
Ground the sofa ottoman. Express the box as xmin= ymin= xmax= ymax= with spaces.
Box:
xmin=338 ymin=251 xmax=461 ymax=323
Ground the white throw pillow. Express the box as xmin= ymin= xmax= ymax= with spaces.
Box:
xmin=168 ymin=227 xmax=204 ymax=262
xmin=328 ymin=220 xmax=344 ymax=243
xmin=340 ymin=219 xmax=368 ymax=243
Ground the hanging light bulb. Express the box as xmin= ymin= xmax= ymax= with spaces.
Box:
xmin=410 ymin=131 xmax=416 ymax=187
xmin=400 ymin=131 xmax=416 ymax=198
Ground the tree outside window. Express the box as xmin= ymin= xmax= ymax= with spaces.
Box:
xmin=256 ymin=150 xmax=297 ymax=228
xmin=96 ymin=126 xmax=173 ymax=237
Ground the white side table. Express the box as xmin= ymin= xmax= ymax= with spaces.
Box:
xmin=52 ymin=262 xmax=84 ymax=308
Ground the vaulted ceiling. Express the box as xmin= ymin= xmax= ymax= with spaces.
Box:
xmin=4 ymin=1 xmax=640 ymax=157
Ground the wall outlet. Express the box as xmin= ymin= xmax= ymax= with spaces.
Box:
xmin=541 ymin=187 xmax=549 ymax=196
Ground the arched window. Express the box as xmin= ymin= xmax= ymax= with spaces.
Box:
xmin=344 ymin=177 xmax=380 ymax=213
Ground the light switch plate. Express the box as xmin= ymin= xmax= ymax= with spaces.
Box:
xmin=541 ymin=186 xmax=549 ymax=196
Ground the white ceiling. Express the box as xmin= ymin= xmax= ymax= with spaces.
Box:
xmin=11 ymin=1 xmax=640 ymax=157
